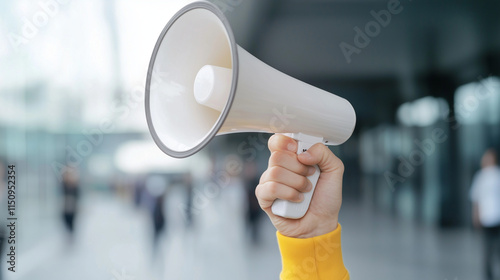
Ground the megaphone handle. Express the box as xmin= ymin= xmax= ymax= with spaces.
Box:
xmin=271 ymin=133 xmax=323 ymax=219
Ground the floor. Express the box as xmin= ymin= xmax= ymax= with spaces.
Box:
xmin=2 ymin=187 xmax=484 ymax=280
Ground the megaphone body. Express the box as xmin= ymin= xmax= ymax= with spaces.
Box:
xmin=145 ymin=1 xmax=356 ymax=219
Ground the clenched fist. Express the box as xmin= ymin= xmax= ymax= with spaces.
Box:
xmin=255 ymin=134 xmax=345 ymax=238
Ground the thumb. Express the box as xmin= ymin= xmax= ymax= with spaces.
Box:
xmin=297 ymin=143 xmax=344 ymax=174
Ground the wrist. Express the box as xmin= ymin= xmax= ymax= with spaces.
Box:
xmin=293 ymin=218 xmax=339 ymax=239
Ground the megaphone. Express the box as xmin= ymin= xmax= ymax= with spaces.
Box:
xmin=145 ymin=1 xmax=356 ymax=219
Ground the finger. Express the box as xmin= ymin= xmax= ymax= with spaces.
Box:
xmin=268 ymin=134 xmax=298 ymax=153
xmin=255 ymin=181 xmax=304 ymax=209
xmin=259 ymin=166 xmax=312 ymax=192
xmin=297 ymin=143 xmax=344 ymax=174
xmin=269 ymin=150 xmax=315 ymax=177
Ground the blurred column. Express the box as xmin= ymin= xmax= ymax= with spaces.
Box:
xmin=429 ymin=74 xmax=462 ymax=227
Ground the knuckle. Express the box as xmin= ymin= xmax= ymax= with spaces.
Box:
xmin=269 ymin=151 xmax=287 ymax=166
xmin=300 ymin=176 xmax=309 ymax=188
xmin=299 ymin=164 xmax=310 ymax=176
xmin=268 ymin=134 xmax=285 ymax=150
xmin=268 ymin=166 xmax=283 ymax=179
xmin=255 ymin=184 xmax=262 ymax=198
xmin=267 ymin=135 xmax=275 ymax=151
xmin=268 ymin=151 xmax=279 ymax=165
xmin=269 ymin=134 xmax=291 ymax=151
xmin=258 ymin=170 xmax=268 ymax=184
xmin=284 ymin=189 xmax=298 ymax=201
xmin=267 ymin=181 xmax=279 ymax=196
xmin=283 ymin=192 xmax=294 ymax=201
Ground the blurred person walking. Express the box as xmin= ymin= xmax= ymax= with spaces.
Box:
xmin=470 ymin=149 xmax=500 ymax=280
xmin=182 ymin=173 xmax=194 ymax=228
xmin=244 ymin=161 xmax=262 ymax=244
xmin=144 ymin=174 xmax=168 ymax=252
xmin=61 ymin=167 xmax=80 ymax=243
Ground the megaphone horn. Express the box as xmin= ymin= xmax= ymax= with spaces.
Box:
xmin=145 ymin=1 xmax=356 ymax=219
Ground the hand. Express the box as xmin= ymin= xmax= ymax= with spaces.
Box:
xmin=255 ymin=134 xmax=345 ymax=239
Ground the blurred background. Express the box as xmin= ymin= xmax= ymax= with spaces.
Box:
xmin=1 ymin=0 xmax=500 ymax=279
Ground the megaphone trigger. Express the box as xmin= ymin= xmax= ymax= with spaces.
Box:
xmin=271 ymin=133 xmax=323 ymax=219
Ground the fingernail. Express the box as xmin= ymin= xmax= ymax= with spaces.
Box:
xmin=297 ymin=193 xmax=304 ymax=202
xmin=301 ymin=151 xmax=312 ymax=160
xmin=308 ymin=167 xmax=316 ymax=176
xmin=287 ymin=142 xmax=296 ymax=152
xmin=305 ymin=182 xmax=313 ymax=192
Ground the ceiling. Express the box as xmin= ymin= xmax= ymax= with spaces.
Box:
xmin=220 ymin=0 xmax=500 ymax=125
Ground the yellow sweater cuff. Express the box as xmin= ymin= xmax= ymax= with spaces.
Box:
xmin=277 ymin=224 xmax=349 ymax=280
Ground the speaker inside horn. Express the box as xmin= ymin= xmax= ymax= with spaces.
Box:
xmin=145 ymin=2 xmax=238 ymax=158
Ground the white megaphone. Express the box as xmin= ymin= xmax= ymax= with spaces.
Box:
xmin=145 ymin=1 xmax=356 ymax=219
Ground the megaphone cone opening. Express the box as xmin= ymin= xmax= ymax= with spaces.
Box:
xmin=145 ymin=2 xmax=239 ymax=158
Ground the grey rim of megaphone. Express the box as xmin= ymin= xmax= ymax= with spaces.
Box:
xmin=145 ymin=1 xmax=239 ymax=158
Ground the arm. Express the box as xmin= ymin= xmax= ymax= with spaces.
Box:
xmin=255 ymin=134 xmax=349 ymax=280
xmin=469 ymin=175 xmax=481 ymax=228
xmin=472 ymin=202 xmax=480 ymax=228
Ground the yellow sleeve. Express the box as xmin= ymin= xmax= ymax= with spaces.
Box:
xmin=276 ymin=224 xmax=349 ymax=280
